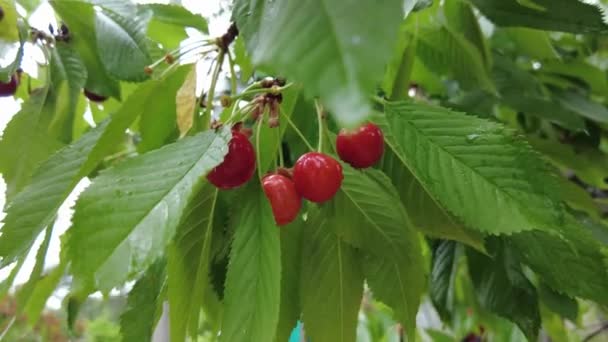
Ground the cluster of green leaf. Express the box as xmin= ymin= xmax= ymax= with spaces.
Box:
xmin=1 ymin=0 xmax=608 ymax=341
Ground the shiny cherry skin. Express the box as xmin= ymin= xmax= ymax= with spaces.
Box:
xmin=207 ymin=131 xmax=256 ymax=189
xmin=262 ymin=174 xmax=301 ymax=226
xmin=83 ymin=89 xmax=108 ymax=102
xmin=336 ymin=123 xmax=384 ymax=168
xmin=293 ymin=152 xmax=343 ymax=203
xmin=0 ymin=74 xmax=19 ymax=97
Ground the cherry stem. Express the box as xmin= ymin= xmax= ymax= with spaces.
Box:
xmin=227 ymin=50 xmax=238 ymax=95
xmin=283 ymin=112 xmax=314 ymax=151
xmin=203 ymin=51 xmax=225 ymax=129
xmin=255 ymin=117 xmax=264 ymax=180
xmin=279 ymin=138 xmax=285 ymax=167
xmin=314 ymin=99 xmax=325 ymax=152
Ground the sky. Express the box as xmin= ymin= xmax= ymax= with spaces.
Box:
xmin=0 ymin=0 xmax=230 ymax=309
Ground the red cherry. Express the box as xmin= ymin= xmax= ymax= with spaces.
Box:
xmin=83 ymin=89 xmax=108 ymax=102
xmin=0 ymin=74 xmax=19 ymax=97
xmin=336 ymin=123 xmax=384 ymax=168
xmin=293 ymin=152 xmax=343 ymax=203
xmin=207 ymin=131 xmax=256 ymax=189
xmin=262 ymin=174 xmax=301 ymax=226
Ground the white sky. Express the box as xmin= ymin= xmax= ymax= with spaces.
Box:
xmin=0 ymin=0 xmax=229 ymax=309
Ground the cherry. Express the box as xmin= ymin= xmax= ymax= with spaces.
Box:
xmin=0 ymin=74 xmax=19 ymax=97
xmin=207 ymin=130 xmax=256 ymax=189
xmin=336 ymin=123 xmax=384 ymax=168
xmin=83 ymin=89 xmax=108 ymax=102
xmin=262 ymin=173 xmax=301 ymax=226
xmin=293 ymin=152 xmax=343 ymax=203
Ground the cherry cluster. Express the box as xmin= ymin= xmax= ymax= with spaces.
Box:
xmin=206 ymin=119 xmax=385 ymax=226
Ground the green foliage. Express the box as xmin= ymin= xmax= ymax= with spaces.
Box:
xmin=120 ymin=260 xmax=166 ymax=342
xmin=300 ymin=208 xmax=364 ymax=342
xmin=68 ymin=128 xmax=230 ymax=290
xmin=167 ymin=184 xmax=220 ymax=341
xmin=4 ymin=0 xmax=608 ymax=341
xmin=384 ymin=101 xmax=563 ymax=235
xmin=221 ymin=182 xmax=281 ymax=342
xmin=467 ymin=240 xmax=541 ymax=340
xmin=233 ymin=0 xmax=404 ymax=128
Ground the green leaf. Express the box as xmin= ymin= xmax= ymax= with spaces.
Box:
xmin=416 ymin=24 xmax=495 ymax=93
xmin=141 ymin=3 xmax=208 ymax=33
xmin=510 ymin=214 xmax=608 ymax=304
xmin=467 ymin=239 xmax=541 ymax=340
xmin=553 ymin=90 xmax=608 ymax=124
xmin=538 ymin=283 xmax=578 ymax=322
xmin=0 ymin=88 xmax=63 ymax=201
xmin=234 ymin=0 xmax=404 ymax=127
xmin=51 ymin=0 xmax=121 ymax=99
xmin=379 ymin=144 xmax=485 ymax=250
xmin=275 ymin=219 xmax=304 ymax=342
xmin=470 ymin=0 xmax=608 ymax=33
xmin=233 ymin=37 xmax=253 ymax=82
xmin=0 ymin=82 xmax=160 ymax=267
xmin=300 ymin=208 xmax=364 ymax=342
xmin=539 ymin=59 xmax=608 ymax=96
xmin=95 ymin=8 xmax=152 ymax=82
xmin=503 ymin=28 xmax=559 ymax=60
xmin=429 ymin=240 xmax=460 ymax=322
xmin=120 ymin=260 xmax=166 ymax=342
xmin=0 ymin=0 xmax=19 ymax=41
xmin=167 ymin=184 xmax=220 ymax=342
xmin=48 ymin=42 xmax=88 ymax=143
xmin=331 ymin=165 xmax=428 ymax=334
xmin=444 ymin=0 xmax=491 ymax=67
xmin=383 ymin=22 xmax=417 ymax=100
xmin=68 ymin=128 xmax=231 ymax=290
xmin=385 ymin=101 xmax=564 ymax=235
xmin=221 ymin=182 xmax=281 ymax=342
xmin=138 ymin=66 xmax=189 ymax=152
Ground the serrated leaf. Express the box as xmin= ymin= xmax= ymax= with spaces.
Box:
xmin=175 ymin=65 xmax=197 ymax=138
xmin=0 ymin=82 xmax=160 ymax=267
xmin=141 ymin=3 xmax=208 ymax=33
xmin=429 ymin=240 xmax=460 ymax=322
xmin=120 ymin=260 xmax=166 ymax=342
xmin=0 ymin=88 xmax=63 ymax=202
xmin=234 ymin=0 xmax=404 ymax=128
xmin=467 ymin=239 xmax=541 ymax=340
xmin=48 ymin=42 xmax=87 ymax=142
xmin=470 ymin=0 xmax=608 ymax=33
xmin=539 ymin=59 xmax=608 ymax=96
xmin=221 ymin=182 xmax=281 ymax=342
xmin=168 ymin=184 xmax=219 ymax=342
xmin=138 ymin=65 xmax=190 ymax=152
xmin=275 ymin=219 xmax=304 ymax=342
xmin=510 ymin=214 xmax=608 ymax=304
xmin=379 ymin=144 xmax=485 ymax=250
xmin=95 ymin=8 xmax=152 ymax=82
xmin=538 ymin=283 xmax=578 ymax=322
xmin=0 ymin=0 xmax=19 ymax=41
xmin=416 ymin=24 xmax=495 ymax=93
xmin=385 ymin=101 xmax=563 ymax=235
xmin=68 ymin=128 xmax=231 ymax=290
xmin=51 ymin=0 xmax=121 ymax=99
xmin=91 ymin=0 xmax=137 ymax=18
xmin=300 ymin=208 xmax=364 ymax=342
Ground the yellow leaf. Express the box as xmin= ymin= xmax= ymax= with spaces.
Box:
xmin=175 ymin=65 xmax=197 ymax=137
xmin=0 ymin=0 xmax=19 ymax=42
